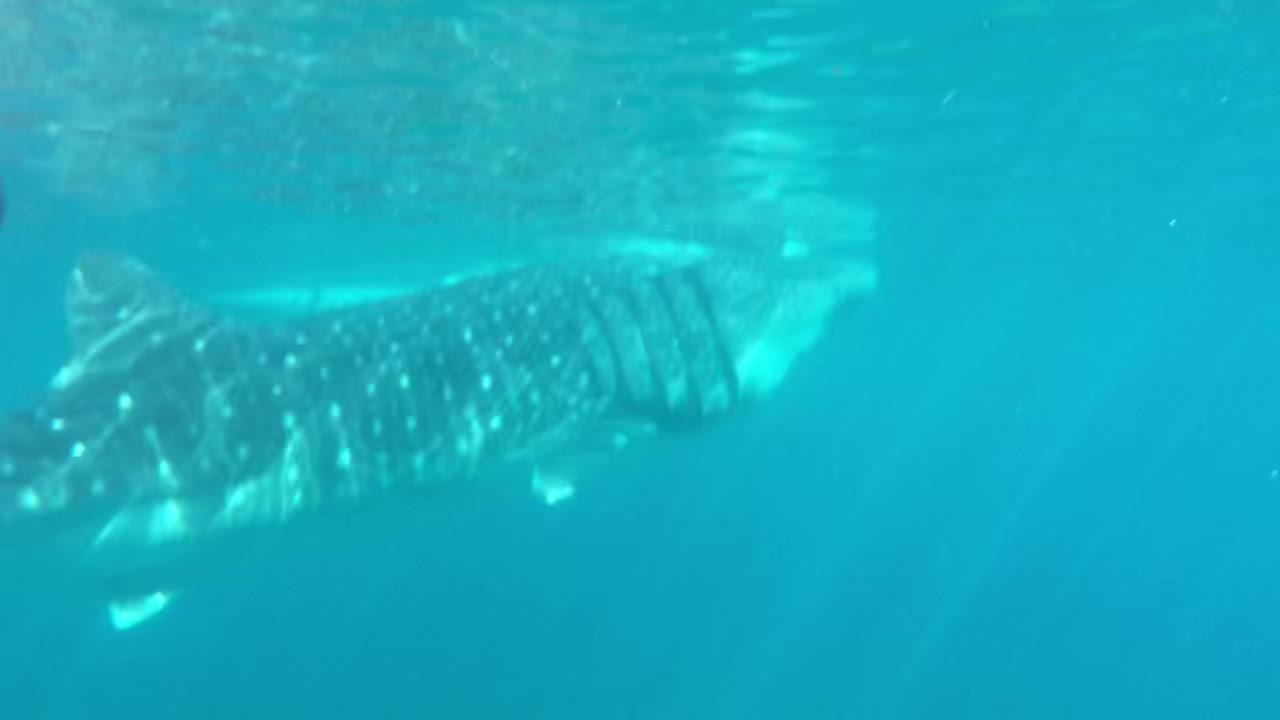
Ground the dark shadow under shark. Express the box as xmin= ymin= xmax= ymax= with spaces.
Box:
xmin=0 ymin=245 xmax=875 ymax=629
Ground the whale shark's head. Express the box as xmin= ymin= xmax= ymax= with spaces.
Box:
xmin=697 ymin=254 xmax=876 ymax=400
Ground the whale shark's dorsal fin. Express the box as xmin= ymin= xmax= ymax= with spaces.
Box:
xmin=66 ymin=253 xmax=202 ymax=357
xmin=54 ymin=254 xmax=216 ymax=388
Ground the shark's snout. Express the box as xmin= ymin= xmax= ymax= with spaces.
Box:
xmin=694 ymin=254 xmax=876 ymax=401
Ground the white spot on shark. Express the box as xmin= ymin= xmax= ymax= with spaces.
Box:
xmin=117 ymin=393 xmax=134 ymax=414
xmin=70 ymin=442 xmax=86 ymax=459
xmin=17 ymin=487 xmax=41 ymax=511
xmin=337 ymin=447 xmax=352 ymax=469
xmin=50 ymin=417 xmax=65 ymax=432
xmin=329 ymin=403 xmax=342 ymax=420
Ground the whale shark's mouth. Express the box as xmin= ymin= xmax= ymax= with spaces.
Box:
xmin=728 ymin=259 xmax=876 ymax=400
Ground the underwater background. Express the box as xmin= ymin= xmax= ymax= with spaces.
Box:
xmin=1 ymin=1 xmax=1278 ymax=717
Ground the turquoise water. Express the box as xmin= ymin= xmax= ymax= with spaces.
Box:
xmin=2 ymin=1 xmax=1279 ymax=717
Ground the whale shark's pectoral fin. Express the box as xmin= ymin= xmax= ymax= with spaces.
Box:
xmin=529 ymin=420 xmax=657 ymax=506
xmin=90 ymin=496 xmax=215 ymax=631
xmin=108 ymin=590 xmax=175 ymax=631
xmin=531 ymin=465 xmax=578 ymax=506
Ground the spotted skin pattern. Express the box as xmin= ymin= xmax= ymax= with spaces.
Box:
xmin=0 ymin=250 xmax=873 ymax=625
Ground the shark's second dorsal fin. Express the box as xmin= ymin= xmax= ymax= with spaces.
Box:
xmin=56 ymin=254 xmax=214 ymax=387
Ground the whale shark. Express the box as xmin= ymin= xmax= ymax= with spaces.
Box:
xmin=0 ymin=245 xmax=875 ymax=629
